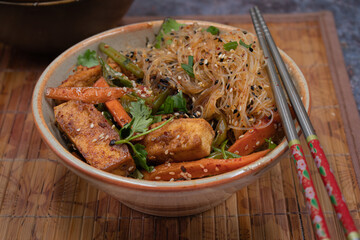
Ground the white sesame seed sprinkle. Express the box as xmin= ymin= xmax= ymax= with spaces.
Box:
xmin=92 ymin=138 xmax=97 ymax=143
xmin=76 ymin=128 xmax=81 ymax=132
xmin=165 ymin=150 xmax=169 ymax=155
xmin=169 ymin=171 xmax=175 ymax=175
xmin=256 ymin=141 xmax=260 ymax=146
xmin=203 ymin=169 xmax=208 ymax=173
xmin=90 ymin=123 xmax=94 ymax=128
xmin=155 ymin=176 xmax=161 ymax=180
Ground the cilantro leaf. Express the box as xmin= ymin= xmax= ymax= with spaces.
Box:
xmin=239 ymin=40 xmax=252 ymax=49
xmin=132 ymin=143 xmax=151 ymax=172
xmin=223 ymin=41 xmax=238 ymax=51
xmin=129 ymin=169 xmax=144 ymax=179
xmin=77 ymin=49 xmax=99 ymax=67
xmin=265 ymin=138 xmax=277 ymax=150
xmin=181 ymin=55 xmax=195 ymax=77
xmin=158 ymin=91 xmax=188 ymax=114
xmin=206 ymin=26 xmax=220 ymax=35
xmin=129 ymin=99 xmax=153 ymax=134
xmin=155 ymin=18 xmax=184 ymax=49
xmin=112 ymin=98 xmax=174 ymax=172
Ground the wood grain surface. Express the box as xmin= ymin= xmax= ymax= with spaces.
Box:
xmin=0 ymin=11 xmax=359 ymax=239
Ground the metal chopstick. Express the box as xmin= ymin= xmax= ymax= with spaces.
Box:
xmin=252 ymin=6 xmax=360 ymax=240
xmin=249 ymin=7 xmax=331 ymax=240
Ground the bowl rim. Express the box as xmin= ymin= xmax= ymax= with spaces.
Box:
xmin=32 ymin=19 xmax=310 ymax=192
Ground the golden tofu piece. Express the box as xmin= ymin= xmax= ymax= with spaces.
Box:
xmin=142 ymin=118 xmax=215 ymax=164
xmin=54 ymin=100 xmax=135 ymax=175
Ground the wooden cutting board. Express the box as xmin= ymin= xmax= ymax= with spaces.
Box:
xmin=0 ymin=11 xmax=359 ymax=239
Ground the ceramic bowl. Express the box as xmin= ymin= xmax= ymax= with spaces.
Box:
xmin=32 ymin=20 xmax=310 ymax=216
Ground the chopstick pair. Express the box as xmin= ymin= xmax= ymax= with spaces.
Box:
xmin=249 ymin=6 xmax=359 ymax=240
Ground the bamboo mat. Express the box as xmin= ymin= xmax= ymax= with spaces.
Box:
xmin=0 ymin=11 xmax=359 ymax=239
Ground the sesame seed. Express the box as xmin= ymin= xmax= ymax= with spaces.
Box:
xmin=203 ymin=169 xmax=208 ymax=173
xmin=234 ymin=151 xmax=239 ymax=154
xmin=204 ymin=59 xmax=208 ymax=65
xmin=200 ymin=164 xmax=204 ymax=169
xmin=165 ymin=150 xmax=169 ymax=155
xmin=178 ymin=76 xmax=182 ymax=80
xmin=176 ymin=135 xmax=180 ymax=139
xmin=128 ymin=166 xmax=134 ymax=171
xmin=107 ymin=91 xmax=112 ymax=96
xmin=90 ymin=123 xmax=94 ymax=128
xmin=245 ymin=145 xmax=249 ymax=150
xmin=256 ymin=141 xmax=260 ymax=146
xmin=239 ymin=134 xmax=245 ymax=139
xmin=105 ymin=135 xmax=109 ymax=140
xmin=112 ymin=125 xmax=115 ymax=129
xmin=215 ymin=167 xmax=219 ymax=171
xmin=76 ymin=128 xmax=81 ymax=132
xmin=92 ymin=138 xmax=97 ymax=143
xmin=170 ymin=178 xmax=174 ymax=181
xmin=169 ymin=171 xmax=175 ymax=175
xmin=155 ymin=176 xmax=161 ymax=180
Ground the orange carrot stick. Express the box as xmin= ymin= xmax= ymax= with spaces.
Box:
xmin=142 ymin=149 xmax=270 ymax=181
xmin=228 ymin=113 xmax=281 ymax=156
xmin=45 ymin=86 xmax=130 ymax=104
xmin=94 ymin=77 xmax=132 ymax=127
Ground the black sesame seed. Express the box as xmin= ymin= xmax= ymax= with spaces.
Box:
xmin=274 ymin=107 xmax=278 ymax=112
xmin=243 ymin=31 xmax=247 ymax=34
xmin=226 ymin=84 xmax=230 ymax=90
xmin=215 ymin=80 xmax=219 ymax=84
xmin=181 ymin=166 xmax=187 ymax=172
xmin=233 ymin=109 xmax=238 ymax=114
xmin=185 ymin=36 xmax=189 ymax=40
xmin=258 ymin=85 xmax=263 ymax=89
xmin=145 ymin=58 xmax=150 ymax=62
xmin=109 ymin=140 xmax=116 ymax=146
xmin=251 ymin=85 xmax=254 ymax=91
xmin=257 ymin=72 xmax=261 ymax=75
xmin=237 ymin=113 xmax=240 ymax=117
xmin=249 ymin=47 xmax=254 ymax=52
xmin=220 ymin=58 xmax=224 ymax=62
xmin=246 ymin=64 xmax=248 ymax=67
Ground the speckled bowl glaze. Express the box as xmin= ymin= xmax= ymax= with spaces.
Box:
xmin=32 ymin=20 xmax=310 ymax=217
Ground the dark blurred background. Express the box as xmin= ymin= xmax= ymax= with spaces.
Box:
xmin=125 ymin=0 xmax=360 ymax=113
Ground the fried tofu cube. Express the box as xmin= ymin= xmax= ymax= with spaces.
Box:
xmin=142 ymin=118 xmax=215 ymax=164
xmin=54 ymin=100 xmax=135 ymax=175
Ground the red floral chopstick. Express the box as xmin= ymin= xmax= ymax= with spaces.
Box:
xmin=308 ymin=135 xmax=359 ymax=239
xmin=290 ymin=141 xmax=330 ymax=239
xmin=251 ymin=6 xmax=360 ymax=239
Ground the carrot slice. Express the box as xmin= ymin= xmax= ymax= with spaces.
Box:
xmin=94 ymin=77 xmax=132 ymax=127
xmin=45 ymin=86 xmax=130 ymax=103
xmin=142 ymin=149 xmax=270 ymax=181
xmin=228 ymin=113 xmax=281 ymax=156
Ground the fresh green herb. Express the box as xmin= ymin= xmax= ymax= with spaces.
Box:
xmin=77 ymin=49 xmax=99 ymax=67
xmin=220 ymin=140 xmax=229 ymax=159
xmin=239 ymin=40 xmax=252 ymax=49
xmin=155 ymin=18 xmax=184 ymax=49
xmin=206 ymin=26 xmax=219 ymax=35
xmin=265 ymin=138 xmax=277 ymax=150
xmin=157 ymin=91 xmax=188 ymax=114
xmin=152 ymin=115 xmax=163 ymax=123
xmin=181 ymin=55 xmax=195 ymax=77
xmin=98 ymin=56 xmax=133 ymax=88
xmin=129 ymin=169 xmax=144 ymax=179
xmin=212 ymin=147 xmax=241 ymax=159
xmin=114 ymin=99 xmax=174 ymax=172
xmin=223 ymin=41 xmax=238 ymax=51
